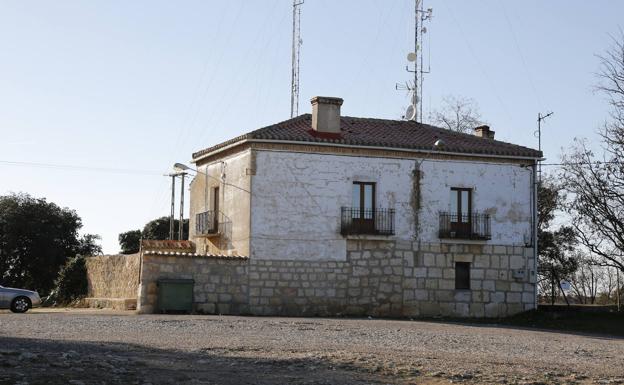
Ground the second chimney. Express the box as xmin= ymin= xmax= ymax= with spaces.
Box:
xmin=311 ymin=96 xmax=343 ymax=133
xmin=474 ymin=125 xmax=495 ymax=139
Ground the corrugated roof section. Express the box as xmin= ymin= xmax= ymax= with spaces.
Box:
xmin=192 ymin=114 xmax=542 ymax=160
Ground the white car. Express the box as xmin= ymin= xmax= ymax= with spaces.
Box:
xmin=0 ymin=284 xmax=42 ymax=313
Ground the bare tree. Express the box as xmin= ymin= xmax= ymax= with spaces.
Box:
xmin=430 ymin=95 xmax=485 ymax=133
xmin=569 ymin=255 xmax=602 ymax=304
xmin=601 ymin=267 xmax=620 ymax=304
xmin=536 ymin=177 xmax=578 ymax=305
xmin=561 ymin=33 xmax=624 ymax=274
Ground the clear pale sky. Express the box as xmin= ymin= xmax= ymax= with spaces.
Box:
xmin=1 ymin=1 xmax=622 ymax=254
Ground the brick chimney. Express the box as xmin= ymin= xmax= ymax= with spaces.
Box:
xmin=311 ymin=96 xmax=343 ymax=133
xmin=474 ymin=125 xmax=495 ymax=139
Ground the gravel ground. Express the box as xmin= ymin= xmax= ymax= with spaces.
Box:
xmin=0 ymin=309 xmax=623 ymax=385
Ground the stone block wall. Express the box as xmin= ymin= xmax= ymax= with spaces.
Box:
xmin=398 ymin=242 xmax=535 ymax=317
xmin=85 ymin=254 xmax=140 ymax=299
xmin=135 ymin=241 xmax=536 ymax=318
xmin=137 ymin=253 xmax=248 ymax=314
xmin=247 ymin=259 xmax=349 ymax=316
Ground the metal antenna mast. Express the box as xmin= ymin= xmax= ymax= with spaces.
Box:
xmin=396 ymin=0 xmax=432 ymax=122
xmin=413 ymin=0 xmax=419 ymax=121
xmin=290 ymin=0 xmax=304 ymax=118
xmin=536 ymin=111 xmax=553 ymax=183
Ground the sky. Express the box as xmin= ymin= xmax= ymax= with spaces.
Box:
xmin=1 ymin=0 xmax=622 ymax=254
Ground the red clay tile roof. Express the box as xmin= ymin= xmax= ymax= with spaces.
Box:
xmin=192 ymin=114 xmax=542 ymax=160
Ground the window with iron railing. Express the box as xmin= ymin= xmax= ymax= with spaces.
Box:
xmin=340 ymin=207 xmax=395 ymax=236
xmin=195 ymin=210 xmax=219 ymax=235
xmin=438 ymin=212 xmax=491 ymax=240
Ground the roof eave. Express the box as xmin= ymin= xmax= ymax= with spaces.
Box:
xmin=192 ymin=138 xmax=542 ymax=164
xmin=191 ymin=139 xmax=250 ymax=164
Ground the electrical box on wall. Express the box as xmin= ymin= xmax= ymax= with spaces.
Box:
xmin=512 ymin=269 xmax=526 ymax=280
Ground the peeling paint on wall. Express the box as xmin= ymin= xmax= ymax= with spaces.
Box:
xmin=190 ymin=147 xmax=532 ymax=260
xmin=248 ymin=151 xmax=532 ymax=260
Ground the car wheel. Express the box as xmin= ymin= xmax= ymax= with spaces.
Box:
xmin=10 ymin=296 xmax=31 ymax=313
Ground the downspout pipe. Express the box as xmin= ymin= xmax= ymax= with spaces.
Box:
xmin=532 ymin=161 xmax=539 ymax=310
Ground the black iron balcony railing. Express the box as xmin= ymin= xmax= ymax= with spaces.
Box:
xmin=196 ymin=210 xmax=219 ymax=235
xmin=438 ymin=212 xmax=491 ymax=240
xmin=340 ymin=207 xmax=395 ymax=236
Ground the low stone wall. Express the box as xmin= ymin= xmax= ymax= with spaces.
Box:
xmin=136 ymin=240 xmax=536 ymax=318
xmin=85 ymin=254 xmax=140 ymax=299
xmin=137 ymin=253 xmax=248 ymax=314
xmin=248 ymin=259 xmax=350 ymax=316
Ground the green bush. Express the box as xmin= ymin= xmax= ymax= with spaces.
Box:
xmin=52 ymin=255 xmax=88 ymax=304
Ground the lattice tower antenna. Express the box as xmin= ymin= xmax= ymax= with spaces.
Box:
xmin=396 ymin=0 xmax=432 ymax=122
xmin=290 ymin=0 xmax=304 ymax=118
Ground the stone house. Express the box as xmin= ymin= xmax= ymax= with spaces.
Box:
xmin=135 ymin=96 xmax=541 ymax=317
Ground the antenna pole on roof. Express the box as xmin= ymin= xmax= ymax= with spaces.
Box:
xmin=414 ymin=0 xmax=419 ymax=122
xmin=396 ymin=0 xmax=432 ymax=122
xmin=536 ymin=111 xmax=553 ymax=184
xmin=290 ymin=0 xmax=304 ymax=118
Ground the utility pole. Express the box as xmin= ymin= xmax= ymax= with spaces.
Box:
xmin=178 ymin=172 xmax=187 ymax=241
xmin=169 ymin=174 xmax=176 ymax=241
xmin=536 ymin=111 xmax=553 ymax=183
xmin=617 ymin=267 xmax=621 ymax=312
xmin=290 ymin=0 xmax=304 ymax=118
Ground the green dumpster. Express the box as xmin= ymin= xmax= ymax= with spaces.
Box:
xmin=157 ymin=278 xmax=194 ymax=313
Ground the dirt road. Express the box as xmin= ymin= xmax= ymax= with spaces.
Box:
xmin=1 ymin=309 xmax=622 ymax=384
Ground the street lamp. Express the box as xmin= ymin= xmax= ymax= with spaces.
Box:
xmin=173 ymin=163 xmax=192 ymax=172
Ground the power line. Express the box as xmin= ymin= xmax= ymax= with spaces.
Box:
xmin=0 ymin=160 xmax=163 ymax=176
xmin=499 ymin=1 xmax=543 ymax=110
xmin=444 ymin=2 xmax=514 ymax=124
xmin=541 ymin=161 xmax=623 ymax=166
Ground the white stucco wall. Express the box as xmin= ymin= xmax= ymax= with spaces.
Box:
xmin=250 ymin=150 xmax=533 ymax=261
xmin=418 ymin=159 xmax=532 ymax=244
xmin=250 ymin=151 xmax=418 ymax=261
xmin=189 ymin=149 xmax=251 ymax=255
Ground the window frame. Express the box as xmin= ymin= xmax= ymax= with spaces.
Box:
xmin=455 ymin=262 xmax=471 ymax=290
xmin=450 ymin=187 xmax=472 ymax=223
xmin=352 ymin=181 xmax=376 ymax=218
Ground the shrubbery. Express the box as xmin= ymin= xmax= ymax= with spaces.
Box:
xmin=48 ymin=255 xmax=89 ymax=304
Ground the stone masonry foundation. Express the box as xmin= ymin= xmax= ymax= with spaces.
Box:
xmin=136 ymin=240 xmax=536 ymax=318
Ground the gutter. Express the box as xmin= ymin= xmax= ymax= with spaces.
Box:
xmin=192 ymin=138 xmax=543 ymax=164
xmin=532 ymin=161 xmax=539 ymax=309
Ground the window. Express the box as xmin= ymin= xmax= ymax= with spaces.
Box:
xmin=455 ymin=262 xmax=471 ymax=290
xmin=350 ymin=182 xmax=376 ymax=233
xmin=450 ymin=188 xmax=472 ymax=222
xmin=212 ymin=186 xmax=220 ymax=230
xmin=352 ymin=182 xmax=375 ymax=219
xmin=449 ymin=188 xmax=472 ymax=238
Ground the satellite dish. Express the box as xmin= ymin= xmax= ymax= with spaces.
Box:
xmin=407 ymin=52 xmax=417 ymax=62
xmin=404 ymin=105 xmax=416 ymax=120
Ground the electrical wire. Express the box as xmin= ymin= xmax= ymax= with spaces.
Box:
xmin=498 ymin=1 xmax=543 ymax=111
xmin=443 ymin=2 xmax=515 ymax=124
xmin=0 ymin=160 xmax=163 ymax=176
xmin=541 ymin=161 xmax=623 ymax=167
xmin=171 ymin=1 xmax=247 ymax=162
